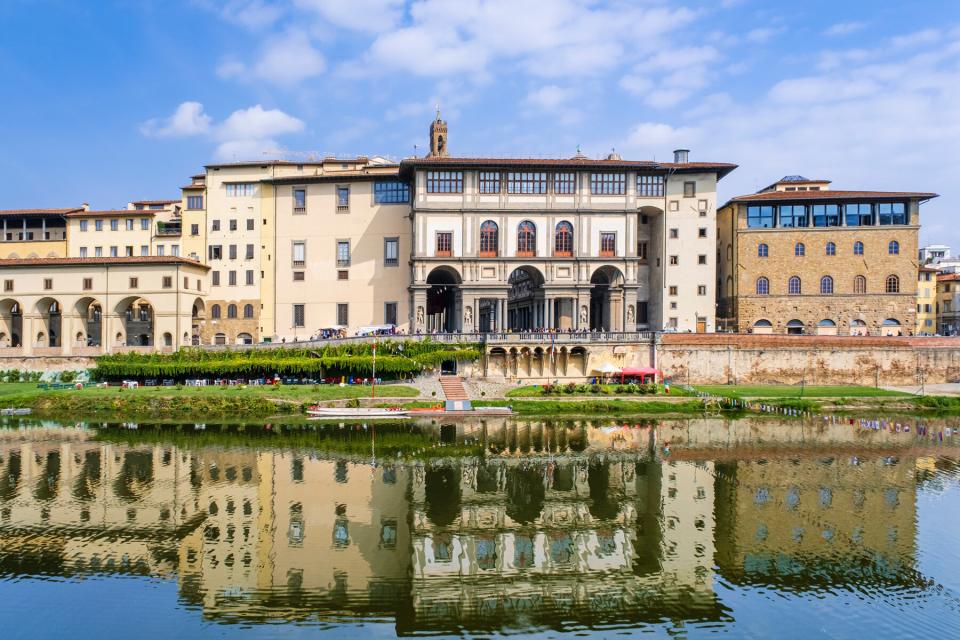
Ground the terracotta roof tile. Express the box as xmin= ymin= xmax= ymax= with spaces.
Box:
xmin=129 ymin=199 xmax=179 ymax=206
xmin=65 ymin=209 xmax=159 ymax=217
xmin=0 ymin=256 xmax=208 ymax=269
xmin=0 ymin=208 xmax=82 ymax=217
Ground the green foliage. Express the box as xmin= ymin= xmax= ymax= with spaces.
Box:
xmin=92 ymin=340 xmax=482 ymax=381
xmin=0 ymin=369 xmax=43 ymax=383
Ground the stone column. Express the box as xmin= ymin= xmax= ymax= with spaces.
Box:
xmin=21 ymin=315 xmax=33 ymax=356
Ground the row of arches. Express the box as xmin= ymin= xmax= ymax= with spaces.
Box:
xmin=487 ymin=346 xmax=589 ymax=378
xmin=477 ymin=220 xmax=577 ymax=257
xmin=209 ymin=304 xmax=255 ymax=320
xmin=752 ymin=318 xmax=903 ymax=336
xmin=753 ymin=240 xmax=901 ymax=258
xmin=754 ymin=275 xmax=900 ymax=296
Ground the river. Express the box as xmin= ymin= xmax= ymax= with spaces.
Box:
xmin=0 ymin=416 xmax=958 ymax=638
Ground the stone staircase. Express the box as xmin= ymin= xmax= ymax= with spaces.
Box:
xmin=439 ymin=375 xmax=472 ymax=411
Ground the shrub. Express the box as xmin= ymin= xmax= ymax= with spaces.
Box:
xmin=542 ymin=384 xmax=554 ymax=395
xmin=627 ymin=383 xmax=639 ymax=394
xmin=564 ymin=382 xmax=577 ymax=394
xmin=590 ymin=384 xmax=601 ymax=394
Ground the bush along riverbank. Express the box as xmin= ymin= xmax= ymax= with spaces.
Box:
xmin=92 ymin=340 xmax=482 ymax=381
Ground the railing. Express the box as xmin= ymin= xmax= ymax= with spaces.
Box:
xmin=156 ymin=223 xmax=182 ymax=236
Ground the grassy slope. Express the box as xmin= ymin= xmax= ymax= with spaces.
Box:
xmin=693 ymin=385 xmax=910 ymax=398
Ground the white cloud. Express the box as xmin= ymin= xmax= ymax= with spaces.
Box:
xmin=891 ymin=28 xmax=941 ymax=49
xmin=294 ymin=0 xmax=405 ymax=33
xmin=194 ymin=0 xmax=284 ymax=30
xmin=621 ymin=46 xmax=718 ymax=108
xmin=140 ymin=102 xmax=212 ymax=137
xmin=626 ymin=122 xmax=701 ymax=150
xmin=746 ymin=27 xmax=784 ymax=43
xmin=141 ymin=103 xmax=305 ymax=161
xmin=824 ymin=21 xmax=865 ymax=36
xmin=253 ymin=30 xmax=326 ymax=85
xmin=522 ymin=85 xmax=582 ymax=124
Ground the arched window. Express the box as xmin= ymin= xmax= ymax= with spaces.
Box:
xmin=888 ymin=240 xmax=900 ymax=255
xmin=243 ymin=304 xmax=254 ymax=319
xmin=885 ymin=274 xmax=900 ymax=293
xmin=554 ymin=221 xmax=573 ymax=256
xmin=211 ymin=304 xmax=221 ymax=319
xmin=479 ymin=220 xmax=498 ymax=256
xmin=853 ymin=275 xmax=867 ymax=294
xmin=756 ymin=277 xmax=769 ymax=295
xmin=758 ymin=243 xmax=768 ymax=258
xmin=227 ymin=304 xmax=237 ymax=319
xmin=517 ymin=221 xmax=536 ymax=256
xmin=820 ymin=275 xmax=834 ymax=294
xmin=825 ymin=242 xmax=836 ymax=256
xmin=795 ymin=242 xmax=805 ymax=257
xmin=788 ymin=276 xmax=802 ymax=295
xmin=853 ymin=241 xmax=864 ymax=256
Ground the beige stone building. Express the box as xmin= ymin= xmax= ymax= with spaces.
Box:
xmin=937 ymin=271 xmax=960 ymax=335
xmin=917 ymin=265 xmax=938 ymax=334
xmin=717 ymin=176 xmax=936 ymax=335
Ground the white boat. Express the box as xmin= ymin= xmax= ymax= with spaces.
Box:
xmin=307 ymin=406 xmax=409 ymax=418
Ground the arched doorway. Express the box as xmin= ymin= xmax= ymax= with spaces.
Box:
xmin=35 ymin=298 xmax=62 ymax=347
xmin=816 ymin=319 xmax=838 ymax=336
xmin=785 ymin=319 xmax=805 ymax=335
xmin=236 ymin=332 xmax=253 ymax=345
xmin=507 ymin=266 xmax=544 ymax=331
xmin=75 ymin=297 xmax=102 ymax=347
xmin=191 ymin=298 xmax=205 ymax=346
xmin=881 ymin=318 xmax=902 ymax=336
xmin=850 ymin=319 xmax=868 ymax=336
xmin=0 ymin=299 xmax=22 ymax=348
xmin=590 ymin=266 xmax=625 ymax=331
xmin=426 ymin=266 xmax=461 ymax=332
xmin=116 ymin=297 xmax=154 ymax=346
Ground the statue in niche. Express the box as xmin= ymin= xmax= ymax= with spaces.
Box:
xmin=416 ymin=306 xmax=424 ymax=325
xmin=464 ymin=305 xmax=473 ymax=325
xmin=626 ymin=304 xmax=635 ymax=323
xmin=579 ymin=305 xmax=588 ymax=324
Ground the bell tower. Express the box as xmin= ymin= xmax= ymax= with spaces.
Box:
xmin=428 ymin=107 xmax=448 ymax=157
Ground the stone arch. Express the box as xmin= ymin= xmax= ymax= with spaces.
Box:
xmin=817 ymin=318 xmax=838 ymax=336
xmin=0 ymin=298 xmax=23 ymax=347
xmin=236 ymin=332 xmax=253 ymax=345
xmin=570 ymin=346 xmax=587 ymax=376
xmin=425 ymin=265 xmax=462 ymax=333
xmin=74 ymin=296 xmax=103 ymax=347
xmin=162 ymin=332 xmax=173 ymax=347
xmin=191 ymin=298 xmax=205 ymax=346
xmin=589 ymin=265 xmax=625 ymax=331
xmin=488 ymin=346 xmax=507 ymax=377
xmin=114 ymin=296 xmax=155 ymax=346
xmin=786 ymin=319 xmax=805 ymax=335
xmin=507 ymin=265 xmax=545 ymax=331
xmin=881 ymin=318 xmax=902 ymax=336
xmin=752 ymin=319 xmax=773 ymax=335
xmin=33 ymin=296 xmax=62 ymax=347
xmin=850 ymin=318 xmax=868 ymax=336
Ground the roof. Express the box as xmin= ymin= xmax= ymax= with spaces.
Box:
xmin=266 ymin=169 xmax=402 ymax=185
xmin=722 ymin=189 xmax=938 ymax=208
xmin=920 ymin=265 xmax=940 ymax=272
xmin=65 ymin=209 xmax=158 ymax=217
xmin=399 ymin=156 xmax=738 ymax=179
xmin=0 ymin=208 xmax=82 ymax=217
xmin=938 ymin=272 xmax=960 ymax=282
xmin=129 ymin=199 xmax=179 ymax=206
xmin=0 ymin=256 xmax=209 ymax=269
xmin=181 ymin=184 xmax=205 ymax=190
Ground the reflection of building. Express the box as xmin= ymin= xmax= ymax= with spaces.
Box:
xmin=714 ymin=457 xmax=918 ymax=589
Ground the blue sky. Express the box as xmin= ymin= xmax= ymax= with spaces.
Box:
xmin=1 ymin=0 xmax=958 ymax=247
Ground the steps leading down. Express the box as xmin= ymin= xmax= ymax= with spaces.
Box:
xmin=439 ymin=375 xmax=472 ymax=411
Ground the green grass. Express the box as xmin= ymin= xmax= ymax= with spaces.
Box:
xmin=693 ymin=385 xmax=911 ymax=399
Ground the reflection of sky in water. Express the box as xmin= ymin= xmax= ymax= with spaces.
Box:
xmin=0 ymin=418 xmax=957 ymax=638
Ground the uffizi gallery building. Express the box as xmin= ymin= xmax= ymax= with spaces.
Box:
xmin=0 ymin=115 xmax=937 ymax=353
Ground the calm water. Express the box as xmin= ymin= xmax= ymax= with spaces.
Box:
xmin=0 ymin=416 xmax=958 ymax=639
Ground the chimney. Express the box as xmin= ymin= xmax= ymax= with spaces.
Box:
xmin=81 ymin=202 xmax=90 ymax=211
xmin=673 ymin=149 xmax=689 ymax=163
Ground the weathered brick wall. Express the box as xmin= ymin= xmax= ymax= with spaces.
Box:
xmin=658 ymin=334 xmax=960 ymax=385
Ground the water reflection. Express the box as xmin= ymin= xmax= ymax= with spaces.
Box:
xmin=0 ymin=417 xmax=957 ymax=636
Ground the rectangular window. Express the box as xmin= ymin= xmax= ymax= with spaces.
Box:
xmin=79 ymin=220 xmax=88 ymax=232
xmin=844 ymin=203 xmax=874 ymax=226
xmin=293 ymin=271 xmax=305 ymax=281
xmin=507 ymin=172 xmax=547 ymax=194
xmin=141 ymin=218 xmax=150 ymax=230
xmin=669 ymin=255 xmax=679 ymax=265
xmin=110 ymin=219 xmax=118 ymax=231
xmin=698 ymin=285 xmax=707 ymax=296
xmin=228 ymin=244 xmax=237 ymax=260
xmin=337 ymin=186 xmax=350 ymax=210
xmin=812 ymin=204 xmax=841 ymax=227
xmin=435 ymin=232 xmax=452 ymax=257
xmin=637 ymin=175 xmax=664 ymax=197
xmin=129 ymin=277 xmax=138 ymax=289
xmin=156 ymin=245 xmax=164 ymax=256
xmin=229 ymin=219 xmax=237 ymax=231
xmin=171 ymin=244 xmax=179 ymax=257
xmin=337 ymin=241 xmax=351 ymax=267
xmin=292 ymin=241 xmax=306 ymax=267
xmin=228 ymin=271 xmax=237 ymax=286
xmin=83 ymin=278 xmax=92 ymax=291
xmin=245 ymin=244 xmax=254 ymax=260
xmin=669 ymin=286 xmax=678 ymax=296
xmin=43 ymin=278 xmax=52 ymax=290
xmin=878 ymin=202 xmax=907 ymax=225
xmin=212 ymin=271 xmax=220 ymax=286
xmin=638 ymin=240 xmax=648 ymax=261
xmin=554 ymin=172 xmax=576 ymax=194
xmin=373 ymin=180 xmax=410 ymax=204
xmin=384 ymin=302 xmax=398 ymax=326
xmin=226 ymin=183 xmax=255 ymax=197
xmin=478 ymin=172 xmax=501 ymax=194
xmin=337 ymin=303 xmax=348 ymax=326
xmin=190 ymin=223 xmax=199 ymax=236
xmin=384 ymin=237 xmax=399 ymax=266
xmin=293 ymin=304 xmax=305 ymax=328
xmin=669 ymin=228 xmax=679 ymax=239
xmin=779 ymin=204 xmax=808 ymax=227
xmin=426 ymin=171 xmax=463 ymax=193
xmin=95 ymin=246 xmax=103 ymax=257
xmin=590 ymin=173 xmax=625 ymax=195
xmin=79 ymin=247 xmax=88 ymax=258
xmin=125 ymin=219 xmax=134 ymax=231
xmin=698 ymin=227 xmax=708 ymax=238
xmin=184 ymin=277 xmax=189 ymax=289
xmin=683 ymin=181 xmax=696 ymax=197
xmin=162 ymin=276 xmax=172 ymax=289
xmin=208 ymin=245 xmax=222 ymax=260
xmin=246 ymin=270 xmax=254 ymax=285
xmin=95 ymin=219 xmax=103 ymax=231
xmin=337 ymin=270 xmax=349 ymax=280
xmin=211 ymin=219 xmax=220 ymax=231
xmin=2 ymin=280 xmax=11 ymax=292
xmin=746 ymin=205 xmax=775 ymax=228
xmin=124 ymin=246 xmax=133 ymax=257
xmin=110 ymin=246 xmax=118 ymax=257
xmin=187 ymin=195 xmax=203 ymax=210
xmin=293 ymin=188 xmax=306 ymax=213
xmin=600 ymin=232 xmax=616 ymax=257
xmin=246 ymin=218 xmax=254 ymax=231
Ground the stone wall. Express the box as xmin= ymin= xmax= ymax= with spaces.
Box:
xmin=658 ymin=334 xmax=960 ymax=385
xmin=0 ymin=356 xmax=96 ymax=373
